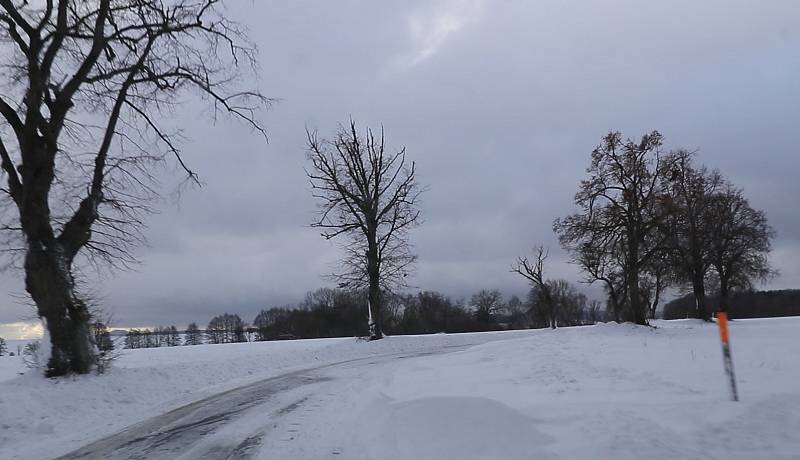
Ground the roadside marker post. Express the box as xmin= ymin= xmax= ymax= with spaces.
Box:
xmin=716 ymin=311 xmax=739 ymax=402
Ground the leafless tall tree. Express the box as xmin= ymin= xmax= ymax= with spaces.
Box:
xmin=660 ymin=150 xmax=725 ymax=321
xmin=511 ymin=246 xmax=557 ymax=329
xmin=554 ymin=131 xmax=672 ymax=325
xmin=0 ymin=0 xmax=268 ymax=375
xmin=707 ymin=184 xmax=774 ymax=312
xmin=306 ymin=121 xmax=422 ymax=340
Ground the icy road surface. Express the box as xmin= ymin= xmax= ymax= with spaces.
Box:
xmin=55 ymin=348 xmax=471 ymax=460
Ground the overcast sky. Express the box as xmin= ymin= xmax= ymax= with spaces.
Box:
xmin=1 ymin=0 xmax=799 ymax=337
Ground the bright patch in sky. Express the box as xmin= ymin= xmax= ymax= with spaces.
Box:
xmin=0 ymin=321 xmax=43 ymax=340
xmin=400 ymin=0 xmax=484 ymax=68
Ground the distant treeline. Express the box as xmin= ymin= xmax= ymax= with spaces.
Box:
xmin=663 ymin=290 xmax=800 ymax=320
xmin=124 ymin=285 xmax=603 ymax=348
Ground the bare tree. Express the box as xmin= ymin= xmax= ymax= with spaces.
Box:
xmin=0 ymin=1 xmax=267 ymax=375
xmin=470 ymin=289 xmax=503 ymax=327
xmin=512 ymin=246 xmax=557 ymax=328
xmin=554 ymin=131 xmax=672 ymax=325
xmin=549 ymin=279 xmax=587 ymax=327
xmin=661 ymin=150 xmax=725 ymax=321
xmin=306 ymin=121 xmax=422 ymax=340
xmin=707 ymin=185 xmax=774 ymax=312
xmin=503 ymin=295 xmax=530 ymax=329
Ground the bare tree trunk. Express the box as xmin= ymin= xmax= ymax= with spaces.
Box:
xmin=367 ymin=239 xmax=383 ymax=340
xmin=647 ymin=272 xmax=663 ymax=320
xmin=25 ymin=246 xmax=95 ymax=376
xmin=606 ymin=285 xmax=622 ymax=323
xmin=367 ymin=283 xmax=382 ymax=339
xmin=626 ymin=224 xmax=647 ymax=325
xmin=718 ymin=276 xmax=730 ymax=314
xmin=16 ymin=140 xmax=97 ymax=375
xmin=692 ymin=272 xmax=710 ymax=321
xmin=628 ymin=266 xmax=646 ymax=325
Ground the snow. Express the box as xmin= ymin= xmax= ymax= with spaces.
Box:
xmin=0 ymin=339 xmax=34 ymax=382
xmin=1 ymin=318 xmax=799 ymax=459
xmin=253 ymin=318 xmax=800 ymax=459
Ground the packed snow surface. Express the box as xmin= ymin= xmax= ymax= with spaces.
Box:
xmin=1 ymin=318 xmax=799 ymax=459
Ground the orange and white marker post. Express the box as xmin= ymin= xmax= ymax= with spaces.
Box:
xmin=716 ymin=311 xmax=739 ymax=402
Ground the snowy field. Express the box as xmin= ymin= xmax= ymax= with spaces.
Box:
xmin=1 ymin=318 xmax=799 ymax=459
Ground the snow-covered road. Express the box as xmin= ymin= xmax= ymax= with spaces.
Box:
xmin=56 ymin=347 xmax=472 ymax=460
xmin=0 ymin=329 xmax=536 ymax=459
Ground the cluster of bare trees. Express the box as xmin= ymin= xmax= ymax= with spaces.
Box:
xmin=664 ymin=289 xmax=800 ymax=319
xmin=197 ymin=288 xmax=527 ymax=344
xmin=250 ymin=286 xmax=598 ymax=339
xmin=205 ymin=313 xmax=246 ymax=344
xmin=552 ymin=131 xmax=773 ymax=324
xmin=512 ymin=247 xmax=559 ymax=328
xmin=393 ymin=287 xmax=594 ymax=332
xmin=253 ymin=288 xmax=370 ymax=340
xmin=125 ymin=316 xmax=249 ymax=349
xmin=471 ymin=289 xmax=505 ymax=326
xmin=184 ymin=323 xmax=203 ymax=346
xmin=510 ymin=249 xmax=600 ymax=329
xmin=124 ymin=326 xmax=179 ymax=349
xmin=0 ymin=337 xmax=6 ymax=356
xmin=117 ymin=285 xmax=577 ymax=349
xmin=123 ymin=320 xmax=238 ymax=349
